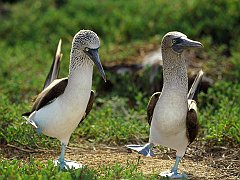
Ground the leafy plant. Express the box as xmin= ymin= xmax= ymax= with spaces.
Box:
xmin=0 ymin=159 xmax=97 ymax=179
xmin=199 ymin=81 xmax=240 ymax=144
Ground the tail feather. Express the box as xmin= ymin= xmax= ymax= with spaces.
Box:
xmin=43 ymin=39 xmax=63 ymax=90
xmin=187 ymin=70 xmax=204 ymax=100
xmin=22 ymin=116 xmax=38 ymax=129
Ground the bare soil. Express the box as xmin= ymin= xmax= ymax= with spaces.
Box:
xmin=1 ymin=142 xmax=239 ymax=180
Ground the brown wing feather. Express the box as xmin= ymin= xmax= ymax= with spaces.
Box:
xmin=186 ymin=100 xmax=199 ymax=145
xmin=147 ymin=92 xmax=161 ymax=125
xmin=80 ymin=90 xmax=95 ymax=123
xmin=22 ymin=78 xmax=68 ymax=116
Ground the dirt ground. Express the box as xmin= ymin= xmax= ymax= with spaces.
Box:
xmin=1 ymin=142 xmax=239 ymax=180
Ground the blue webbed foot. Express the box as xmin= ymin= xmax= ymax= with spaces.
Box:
xmin=126 ymin=143 xmax=154 ymax=157
xmin=54 ymin=143 xmax=83 ymax=170
xmin=54 ymin=159 xmax=83 ymax=170
xmin=159 ymin=170 xmax=187 ymax=179
xmin=159 ymin=156 xmax=187 ymax=179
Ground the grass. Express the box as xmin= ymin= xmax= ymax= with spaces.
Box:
xmin=0 ymin=159 xmax=97 ymax=179
xmin=0 ymin=0 xmax=239 ymax=179
xmin=0 ymin=158 xmax=158 ymax=179
xmin=199 ymin=81 xmax=240 ymax=144
xmin=74 ymin=96 xmax=149 ymax=144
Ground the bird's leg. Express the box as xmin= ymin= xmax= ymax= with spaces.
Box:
xmin=57 ymin=143 xmax=67 ymax=169
xmin=159 ymin=156 xmax=187 ymax=179
xmin=171 ymin=156 xmax=181 ymax=175
xmin=58 ymin=143 xmax=66 ymax=163
xmin=54 ymin=142 xmax=83 ymax=170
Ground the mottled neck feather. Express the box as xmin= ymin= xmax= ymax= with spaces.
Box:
xmin=162 ymin=47 xmax=188 ymax=94
xmin=69 ymin=49 xmax=94 ymax=76
xmin=62 ymin=49 xmax=93 ymax=104
xmin=65 ymin=48 xmax=93 ymax=91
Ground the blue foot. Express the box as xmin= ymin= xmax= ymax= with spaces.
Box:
xmin=53 ymin=159 xmax=83 ymax=170
xmin=126 ymin=143 xmax=154 ymax=157
xmin=159 ymin=170 xmax=187 ymax=179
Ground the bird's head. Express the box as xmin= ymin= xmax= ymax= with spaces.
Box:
xmin=72 ymin=30 xmax=106 ymax=82
xmin=162 ymin=31 xmax=203 ymax=54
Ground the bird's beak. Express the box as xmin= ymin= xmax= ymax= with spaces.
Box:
xmin=172 ymin=37 xmax=203 ymax=53
xmin=180 ymin=37 xmax=203 ymax=49
xmin=85 ymin=48 xmax=106 ymax=82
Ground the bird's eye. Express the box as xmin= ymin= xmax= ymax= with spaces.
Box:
xmin=85 ymin=47 xmax=89 ymax=52
xmin=172 ymin=39 xmax=176 ymax=44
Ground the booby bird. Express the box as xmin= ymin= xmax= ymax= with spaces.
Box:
xmin=126 ymin=32 xmax=203 ymax=178
xmin=22 ymin=30 xmax=106 ymax=169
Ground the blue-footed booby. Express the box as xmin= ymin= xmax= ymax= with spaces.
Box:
xmin=126 ymin=32 xmax=203 ymax=178
xmin=22 ymin=30 xmax=106 ymax=169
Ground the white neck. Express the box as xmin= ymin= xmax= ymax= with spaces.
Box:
xmin=62 ymin=50 xmax=94 ymax=104
xmin=68 ymin=65 xmax=93 ymax=89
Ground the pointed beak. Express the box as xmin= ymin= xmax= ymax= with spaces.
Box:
xmin=85 ymin=48 xmax=106 ymax=82
xmin=180 ymin=37 xmax=203 ymax=48
xmin=172 ymin=37 xmax=203 ymax=53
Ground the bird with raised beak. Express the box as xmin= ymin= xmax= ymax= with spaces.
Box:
xmin=23 ymin=30 xmax=106 ymax=169
xmin=126 ymin=31 xmax=203 ymax=179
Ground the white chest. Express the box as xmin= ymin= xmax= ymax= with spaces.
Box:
xmin=152 ymin=91 xmax=188 ymax=134
xmin=35 ymin=89 xmax=90 ymax=136
xmin=149 ymin=90 xmax=188 ymax=150
xmin=31 ymin=66 xmax=93 ymax=142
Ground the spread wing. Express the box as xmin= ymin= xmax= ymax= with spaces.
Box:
xmin=22 ymin=78 xmax=68 ymax=116
xmin=147 ymin=92 xmax=161 ymax=125
xmin=43 ymin=39 xmax=63 ymax=90
xmin=22 ymin=39 xmax=64 ymax=116
xmin=32 ymin=78 xmax=68 ymax=111
xmin=80 ymin=90 xmax=95 ymax=123
xmin=186 ymin=100 xmax=199 ymax=144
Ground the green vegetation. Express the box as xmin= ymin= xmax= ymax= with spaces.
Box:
xmin=74 ymin=96 xmax=149 ymax=144
xmin=199 ymin=81 xmax=240 ymax=144
xmin=0 ymin=159 xmax=96 ymax=179
xmin=0 ymin=0 xmax=239 ymax=179
xmin=0 ymin=158 xmax=157 ymax=179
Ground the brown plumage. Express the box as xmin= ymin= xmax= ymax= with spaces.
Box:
xmin=147 ymin=92 xmax=161 ymax=125
xmin=186 ymin=100 xmax=199 ymax=144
